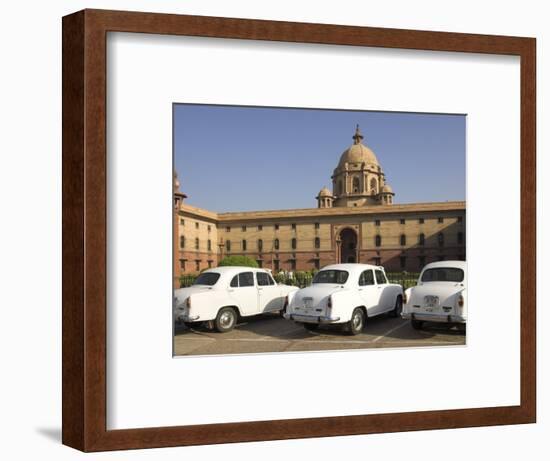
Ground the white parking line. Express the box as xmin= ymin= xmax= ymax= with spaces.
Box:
xmin=371 ymin=321 xmax=409 ymax=343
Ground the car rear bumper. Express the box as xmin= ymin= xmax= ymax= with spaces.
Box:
xmin=174 ymin=313 xmax=201 ymax=323
xmin=402 ymin=312 xmax=466 ymax=323
xmin=284 ymin=313 xmax=341 ymax=324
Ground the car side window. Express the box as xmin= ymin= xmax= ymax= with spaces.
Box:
xmin=359 ymin=270 xmax=375 ymax=286
xmin=256 ymin=272 xmax=270 ymax=286
xmin=230 ymin=275 xmax=239 ymax=287
xmin=238 ymin=272 xmax=255 ymax=287
xmin=268 ymin=275 xmax=276 ymax=285
xmin=375 ymin=269 xmax=388 ymax=285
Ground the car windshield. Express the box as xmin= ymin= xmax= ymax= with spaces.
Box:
xmin=192 ymin=272 xmax=221 ymax=286
xmin=421 ymin=267 xmax=464 ymax=283
xmin=312 ymin=270 xmax=349 ymax=284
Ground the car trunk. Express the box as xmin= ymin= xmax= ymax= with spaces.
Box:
xmin=292 ymin=284 xmax=343 ymax=317
xmin=409 ymin=282 xmax=462 ymax=316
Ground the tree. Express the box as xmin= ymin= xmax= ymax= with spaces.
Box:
xmin=217 ymin=255 xmax=259 ymax=268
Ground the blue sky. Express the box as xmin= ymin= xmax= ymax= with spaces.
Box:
xmin=174 ymin=104 xmax=465 ymax=212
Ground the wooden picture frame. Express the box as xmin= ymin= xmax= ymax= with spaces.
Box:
xmin=62 ymin=9 xmax=536 ymax=452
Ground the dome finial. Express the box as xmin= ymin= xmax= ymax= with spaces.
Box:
xmin=352 ymin=124 xmax=363 ymax=144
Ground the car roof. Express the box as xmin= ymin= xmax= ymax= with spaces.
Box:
xmin=421 ymin=260 xmax=467 ymax=270
xmin=320 ymin=263 xmax=384 ymax=272
xmin=203 ymin=266 xmax=269 ymax=275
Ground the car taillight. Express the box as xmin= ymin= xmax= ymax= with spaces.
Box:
xmin=327 ymin=295 xmax=332 ymax=309
xmin=283 ymin=295 xmax=289 ymax=309
xmin=457 ymin=294 xmax=464 ymax=308
xmin=403 ymin=292 xmax=408 ymax=304
xmin=186 ymin=297 xmax=191 ymax=308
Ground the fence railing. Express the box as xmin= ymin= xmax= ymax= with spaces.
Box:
xmin=179 ymin=271 xmax=419 ymax=289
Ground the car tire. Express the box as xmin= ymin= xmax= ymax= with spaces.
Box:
xmin=457 ymin=323 xmax=466 ymax=334
xmin=346 ymin=308 xmax=365 ymax=335
xmin=279 ymin=307 xmax=286 ymax=318
xmin=303 ymin=323 xmax=319 ymax=332
xmin=390 ymin=296 xmax=403 ymax=318
xmin=183 ymin=321 xmax=195 ymax=328
xmin=215 ymin=307 xmax=237 ymax=333
xmin=411 ymin=319 xmax=423 ymax=330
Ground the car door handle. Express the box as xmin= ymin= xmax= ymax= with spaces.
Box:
xmin=358 ymin=288 xmax=363 ymax=291
xmin=258 ymin=288 xmax=263 ymax=291
xmin=228 ymin=289 xmax=235 ymax=292
xmin=377 ymin=286 xmax=382 ymax=289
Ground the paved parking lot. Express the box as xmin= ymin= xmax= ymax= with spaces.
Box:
xmin=174 ymin=313 xmax=465 ymax=356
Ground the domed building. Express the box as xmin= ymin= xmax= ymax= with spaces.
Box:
xmin=173 ymin=125 xmax=465 ymax=279
xmin=325 ymin=125 xmax=394 ymax=208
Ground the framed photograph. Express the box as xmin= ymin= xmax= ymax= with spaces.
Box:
xmin=62 ymin=9 xmax=536 ymax=451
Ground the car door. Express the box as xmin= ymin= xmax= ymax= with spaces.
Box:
xmin=358 ymin=269 xmax=381 ymax=316
xmin=228 ymin=271 xmax=259 ymax=316
xmin=374 ymin=269 xmax=392 ymax=314
xmin=256 ymin=272 xmax=282 ymax=312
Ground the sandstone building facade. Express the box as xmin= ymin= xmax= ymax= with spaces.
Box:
xmin=174 ymin=126 xmax=465 ymax=279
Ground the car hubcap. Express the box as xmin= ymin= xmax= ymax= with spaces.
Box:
xmin=353 ymin=312 xmax=362 ymax=330
xmin=220 ymin=311 xmax=234 ymax=328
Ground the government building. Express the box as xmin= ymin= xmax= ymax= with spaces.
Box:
xmin=173 ymin=126 xmax=466 ymax=279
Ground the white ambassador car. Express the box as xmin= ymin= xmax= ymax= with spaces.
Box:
xmin=284 ymin=264 xmax=403 ymax=335
xmin=402 ymin=260 xmax=467 ymax=332
xmin=174 ymin=267 xmax=298 ymax=332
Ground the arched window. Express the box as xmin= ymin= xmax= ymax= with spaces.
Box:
xmin=195 ymin=238 xmax=199 ymax=250
xmin=258 ymin=239 xmax=263 ymax=251
xmin=207 ymin=239 xmax=211 ymax=251
xmin=180 ymin=235 xmax=185 ymax=248
xmin=419 ymin=233 xmax=425 ymax=246
xmin=291 ymin=238 xmax=297 ymax=250
xmin=242 ymin=239 xmax=247 ymax=251
xmin=274 ymin=238 xmax=279 ymax=250
xmin=226 ymin=240 xmax=231 ymax=252
xmin=314 ymin=237 xmax=320 ymax=249
xmin=338 ymin=180 xmax=343 ymax=195
xmin=400 ymin=234 xmax=406 ymax=246
xmin=438 ymin=232 xmax=444 ymax=247
xmin=352 ymin=176 xmax=360 ymax=193
xmin=370 ymin=177 xmax=378 ymax=194
xmin=375 ymin=235 xmax=382 ymax=247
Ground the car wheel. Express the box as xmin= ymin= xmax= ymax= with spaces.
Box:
xmin=457 ymin=323 xmax=466 ymax=334
xmin=183 ymin=321 xmax=195 ymax=328
xmin=303 ymin=323 xmax=319 ymax=332
xmin=215 ymin=307 xmax=237 ymax=333
xmin=390 ymin=296 xmax=403 ymax=318
xmin=411 ymin=319 xmax=423 ymax=330
xmin=346 ymin=308 xmax=365 ymax=335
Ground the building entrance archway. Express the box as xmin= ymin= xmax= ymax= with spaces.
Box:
xmin=339 ymin=228 xmax=358 ymax=263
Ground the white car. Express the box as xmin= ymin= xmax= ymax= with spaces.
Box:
xmin=284 ymin=264 xmax=403 ymax=335
xmin=402 ymin=260 xmax=467 ymax=332
xmin=174 ymin=266 xmax=298 ymax=332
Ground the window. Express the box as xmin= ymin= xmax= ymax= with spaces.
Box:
xmin=421 ymin=267 xmax=464 ymax=282
xmin=194 ymin=238 xmax=199 ymax=250
xmin=419 ymin=233 xmax=425 ymax=246
xmin=370 ymin=177 xmax=378 ymax=193
xmin=457 ymin=232 xmax=464 ymax=244
xmin=180 ymin=235 xmax=185 ymax=248
xmin=419 ymin=218 xmax=425 ymax=224
xmin=438 ymin=232 xmax=445 ymax=247
xmin=338 ymin=180 xmax=343 ymax=195
xmin=400 ymin=219 xmax=405 ymax=225
xmin=358 ymin=270 xmax=375 ymax=286
xmin=438 ymin=217 xmax=444 ymax=223
xmin=257 ymin=239 xmax=263 ymax=251
xmin=457 ymin=216 xmax=463 ymax=223
xmin=238 ymin=272 xmax=254 ymax=287
xmin=195 ymin=222 xmax=199 ymax=229
xmin=207 ymin=239 xmax=212 ymax=251
xmin=226 ymin=226 xmax=230 ymax=232
xmin=290 ymin=259 xmax=296 ymax=271
xmin=256 ymin=272 xmax=273 ymax=286
xmin=207 ymin=260 xmax=212 ymax=268
xmin=374 ymin=269 xmax=388 ymax=284
xmin=195 ymin=260 xmax=200 ymax=271
xmin=257 ymin=260 xmax=263 ymax=268
xmin=314 ymin=259 xmax=320 ymax=270
xmin=400 ymin=256 xmax=406 ymax=269
xmin=275 ymin=224 xmax=279 ymax=231
xmin=313 ymin=270 xmax=349 ymax=284
xmin=242 ymin=225 xmax=247 ymax=232
xmin=291 ymin=238 xmax=297 ymax=249
xmin=375 ymin=235 xmax=382 ymax=247
xmin=374 ymin=257 xmax=381 ymax=266
xmin=230 ymin=275 xmax=238 ymax=287
xmin=226 ymin=240 xmax=231 ymax=252
xmin=274 ymin=259 xmax=280 ymax=271
xmin=258 ymin=225 xmax=263 ymax=231
xmin=207 ymin=225 xmax=211 ymax=232
xmin=375 ymin=219 xmax=381 ymax=226
xmin=291 ymin=223 xmax=296 ymax=230
xmin=242 ymin=239 xmax=247 ymax=251
xmin=274 ymin=238 xmax=279 ymax=250
xmin=352 ymin=176 xmax=360 ymax=193
xmin=314 ymin=222 xmax=320 ymax=230
xmin=314 ymin=237 xmax=320 ymax=249
xmin=418 ymin=256 xmax=426 ymax=268
xmin=179 ymin=259 xmax=186 ymax=270
xmin=180 ymin=219 xmax=185 ymax=226
xmin=400 ymin=234 xmax=406 ymax=246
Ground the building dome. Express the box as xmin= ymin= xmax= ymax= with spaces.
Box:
xmin=337 ymin=125 xmax=379 ymax=168
xmin=381 ymin=184 xmax=393 ymax=193
xmin=318 ymin=186 xmax=332 ymax=197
